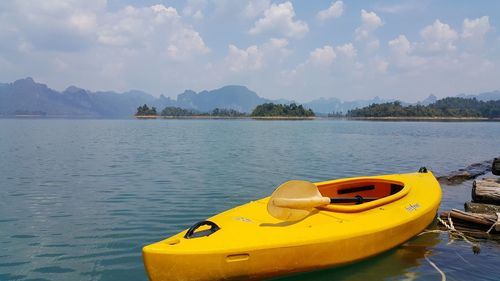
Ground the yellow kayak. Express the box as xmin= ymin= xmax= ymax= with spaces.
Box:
xmin=143 ymin=168 xmax=441 ymax=281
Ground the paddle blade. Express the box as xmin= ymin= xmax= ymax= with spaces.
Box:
xmin=267 ymin=180 xmax=328 ymax=221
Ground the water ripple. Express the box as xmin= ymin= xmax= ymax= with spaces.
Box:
xmin=0 ymin=119 xmax=499 ymax=281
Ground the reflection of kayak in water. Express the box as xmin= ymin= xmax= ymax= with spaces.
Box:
xmin=275 ymin=231 xmax=442 ymax=281
xmin=143 ymin=169 xmax=441 ymax=281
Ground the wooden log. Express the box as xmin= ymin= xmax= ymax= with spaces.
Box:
xmin=472 ymin=178 xmax=500 ymax=205
xmin=436 ymin=223 xmax=491 ymax=239
xmin=451 ymin=209 xmax=496 ymax=225
xmin=481 ymin=177 xmax=500 ymax=183
xmin=440 ymin=212 xmax=483 ymax=231
xmin=439 ymin=209 xmax=500 ymax=240
xmin=450 ymin=209 xmax=496 ymax=226
xmin=436 ymin=223 xmax=498 ymax=240
xmin=439 ymin=209 xmax=499 ymax=233
xmin=464 ymin=202 xmax=500 ymax=215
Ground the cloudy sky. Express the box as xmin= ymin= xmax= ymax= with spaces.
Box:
xmin=1 ymin=0 xmax=499 ymax=102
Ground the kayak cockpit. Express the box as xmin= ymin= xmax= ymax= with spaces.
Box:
xmin=317 ymin=179 xmax=404 ymax=201
xmin=315 ymin=178 xmax=409 ymax=212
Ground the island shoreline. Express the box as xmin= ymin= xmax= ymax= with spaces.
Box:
xmin=135 ymin=115 xmax=316 ymax=120
xmin=344 ymin=117 xmax=500 ymax=122
xmin=135 ymin=115 xmax=500 ymax=121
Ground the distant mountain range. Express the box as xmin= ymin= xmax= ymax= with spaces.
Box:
xmin=0 ymin=78 xmax=161 ymax=117
xmin=1 ymin=77 xmax=499 ymax=117
xmin=303 ymin=96 xmax=397 ymax=115
xmin=175 ymin=86 xmax=269 ymax=113
xmin=456 ymin=91 xmax=500 ymax=101
xmin=0 ymin=78 xmax=271 ymax=117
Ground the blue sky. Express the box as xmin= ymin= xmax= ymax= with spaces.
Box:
xmin=1 ymin=0 xmax=499 ymax=102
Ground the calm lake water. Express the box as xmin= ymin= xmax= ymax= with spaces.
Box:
xmin=1 ymin=119 xmax=499 ymax=281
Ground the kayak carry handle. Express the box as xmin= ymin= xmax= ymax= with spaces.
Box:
xmin=184 ymin=220 xmax=220 ymax=239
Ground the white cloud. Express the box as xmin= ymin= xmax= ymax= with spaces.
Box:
xmin=420 ymin=20 xmax=458 ymax=52
xmin=69 ymin=13 xmax=97 ymax=33
xmin=0 ymin=1 xmax=499 ymax=103
xmin=355 ymin=10 xmax=383 ymax=42
xmin=356 ymin=10 xmax=384 ymax=36
xmin=193 ymin=10 xmax=204 ymax=20
xmin=224 ymin=38 xmax=290 ymax=72
xmin=297 ymin=43 xmax=358 ymax=71
xmin=243 ymin=0 xmax=271 ymax=18
xmin=281 ymin=42 xmax=370 ymax=100
xmin=97 ymin=5 xmax=209 ymax=60
xmin=226 ymin=44 xmax=263 ymax=72
xmin=388 ymin=34 xmax=425 ymax=69
xmin=211 ymin=1 xmax=269 ymax=20
xmin=166 ymin=28 xmax=210 ymax=60
xmin=375 ymin=3 xmax=419 ymax=14
xmin=184 ymin=8 xmax=204 ymax=20
xmin=0 ymin=1 xmax=209 ymax=61
xmin=309 ymin=46 xmax=336 ymax=66
xmin=317 ymin=1 xmax=344 ymax=21
xmin=0 ymin=1 xmax=214 ymax=95
xmin=0 ymin=0 xmax=104 ymax=52
xmin=182 ymin=0 xmax=207 ymax=20
xmin=462 ymin=16 xmax=491 ymax=43
xmin=249 ymin=2 xmax=308 ymax=39
xmin=376 ymin=59 xmax=389 ymax=73
xmin=335 ymin=43 xmax=357 ymax=58
xmin=388 ymin=35 xmax=412 ymax=55
xmin=366 ymin=40 xmax=380 ymax=52
xmin=263 ymin=38 xmax=290 ymax=51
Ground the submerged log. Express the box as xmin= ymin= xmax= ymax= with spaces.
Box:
xmin=439 ymin=209 xmax=500 ymax=234
xmin=472 ymin=178 xmax=500 ymax=205
xmin=465 ymin=202 xmax=500 ymax=215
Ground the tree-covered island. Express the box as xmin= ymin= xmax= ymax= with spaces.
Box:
xmin=210 ymin=108 xmax=246 ymax=117
xmin=136 ymin=106 xmax=247 ymax=118
xmin=160 ymin=107 xmax=198 ymax=117
xmin=135 ymin=104 xmax=157 ymax=116
xmin=136 ymin=103 xmax=315 ymax=119
xmin=251 ymin=103 xmax=315 ymax=118
xmin=346 ymin=97 xmax=500 ymax=119
xmin=160 ymin=107 xmax=246 ymax=117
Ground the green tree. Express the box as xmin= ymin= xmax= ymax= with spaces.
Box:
xmin=161 ymin=107 xmax=197 ymax=116
xmin=251 ymin=103 xmax=315 ymax=117
xmin=346 ymin=98 xmax=500 ymax=118
xmin=136 ymin=104 xmax=157 ymax=116
xmin=211 ymin=108 xmax=246 ymax=117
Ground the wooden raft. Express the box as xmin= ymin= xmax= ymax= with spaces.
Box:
xmin=439 ymin=176 xmax=500 ymax=239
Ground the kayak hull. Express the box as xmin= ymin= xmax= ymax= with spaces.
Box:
xmin=143 ymin=171 xmax=441 ymax=281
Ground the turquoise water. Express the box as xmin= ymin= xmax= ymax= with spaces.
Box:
xmin=1 ymin=119 xmax=499 ymax=281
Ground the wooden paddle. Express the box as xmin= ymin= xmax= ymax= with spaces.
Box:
xmin=267 ymin=180 xmax=377 ymax=221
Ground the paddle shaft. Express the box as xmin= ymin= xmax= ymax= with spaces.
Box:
xmin=273 ymin=196 xmax=377 ymax=209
